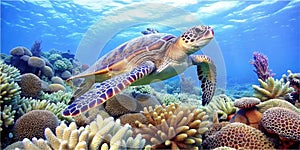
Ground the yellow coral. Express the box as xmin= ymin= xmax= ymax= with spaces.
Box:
xmin=13 ymin=115 xmax=145 ymax=150
xmin=201 ymin=94 xmax=237 ymax=120
xmin=135 ymin=103 xmax=211 ymax=149
xmin=252 ymin=77 xmax=293 ymax=101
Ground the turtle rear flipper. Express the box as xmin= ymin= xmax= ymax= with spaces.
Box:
xmin=63 ymin=61 xmax=155 ymax=116
xmin=190 ymin=55 xmax=216 ymax=105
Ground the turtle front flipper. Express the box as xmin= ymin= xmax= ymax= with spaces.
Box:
xmin=190 ymin=55 xmax=216 ymax=105
xmin=62 ymin=61 xmax=156 ymax=117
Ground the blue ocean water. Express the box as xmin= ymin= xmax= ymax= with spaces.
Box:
xmin=1 ymin=0 xmax=300 ymax=88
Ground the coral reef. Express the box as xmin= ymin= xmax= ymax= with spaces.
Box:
xmin=256 ymin=98 xmax=300 ymax=114
xmin=13 ymin=110 xmax=59 ymax=141
xmin=135 ymin=93 xmax=161 ymax=108
xmin=48 ymin=83 xmax=66 ymax=93
xmin=250 ymin=52 xmax=275 ymax=81
xmin=119 ymin=113 xmax=148 ymax=128
xmin=30 ymin=41 xmax=42 ymax=57
xmin=105 ymin=94 xmax=142 ymax=117
xmin=203 ymin=122 xmax=275 ymax=149
xmin=230 ymin=97 xmax=262 ymax=129
xmin=18 ymin=73 xmax=42 ymax=98
xmin=201 ymin=94 xmax=237 ymax=121
xmin=252 ymin=77 xmax=293 ymax=101
xmin=261 ymin=107 xmax=300 ymax=141
xmin=281 ymin=70 xmax=300 ymax=104
xmin=135 ymin=103 xmax=211 ymax=149
xmin=27 ymin=56 xmax=45 ymax=69
xmin=9 ymin=115 xmax=146 ymax=149
xmin=41 ymin=66 xmax=54 ymax=78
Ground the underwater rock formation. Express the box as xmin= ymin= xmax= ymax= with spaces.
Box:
xmin=250 ymin=52 xmax=275 ymax=81
xmin=8 ymin=115 xmax=146 ymax=150
xmin=135 ymin=103 xmax=211 ymax=149
xmin=252 ymin=77 xmax=293 ymax=101
xmin=203 ymin=122 xmax=275 ymax=149
xmin=13 ymin=110 xmax=59 ymax=141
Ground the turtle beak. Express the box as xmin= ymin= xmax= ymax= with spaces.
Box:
xmin=205 ymin=26 xmax=214 ymax=39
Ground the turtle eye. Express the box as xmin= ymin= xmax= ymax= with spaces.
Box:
xmin=195 ymin=28 xmax=201 ymax=33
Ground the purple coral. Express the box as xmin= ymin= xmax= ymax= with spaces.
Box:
xmin=250 ymin=52 xmax=275 ymax=81
xmin=31 ymin=40 xmax=42 ymax=57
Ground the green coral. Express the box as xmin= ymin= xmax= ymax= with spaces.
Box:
xmin=157 ymin=93 xmax=181 ymax=105
xmin=18 ymin=97 xmax=73 ymax=122
xmin=0 ymin=62 xmax=21 ymax=103
xmin=0 ymin=61 xmax=21 ymax=132
xmin=252 ymin=77 xmax=294 ymax=101
xmin=201 ymin=94 xmax=237 ymax=121
xmin=11 ymin=115 xmax=146 ymax=149
xmin=53 ymin=58 xmax=73 ymax=72
xmin=48 ymin=53 xmax=62 ymax=62
xmin=39 ymin=91 xmax=72 ymax=104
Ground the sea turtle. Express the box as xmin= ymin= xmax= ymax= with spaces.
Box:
xmin=63 ymin=25 xmax=216 ymax=116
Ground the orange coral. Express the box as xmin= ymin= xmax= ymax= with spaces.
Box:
xmin=203 ymin=122 xmax=274 ymax=149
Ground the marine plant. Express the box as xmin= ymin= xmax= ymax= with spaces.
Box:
xmin=135 ymin=103 xmax=211 ymax=149
xmin=9 ymin=115 xmax=146 ymax=149
xmin=250 ymin=51 xmax=275 ymax=81
xmin=252 ymin=77 xmax=294 ymax=101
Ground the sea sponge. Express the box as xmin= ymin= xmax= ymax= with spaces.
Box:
xmin=119 ymin=113 xmax=148 ymax=128
xmin=19 ymin=73 xmax=42 ymax=98
xmin=256 ymin=98 xmax=300 ymax=114
xmin=105 ymin=94 xmax=142 ymax=117
xmin=28 ymin=56 xmax=46 ymax=68
xmin=13 ymin=110 xmax=59 ymax=141
xmin=252 ymin=77 xmax=294 ymax=101
xmin=15 ymin=115 xmax=146 ymax=149
xmin=261 ymin=107 xmax=300 ymax=141
xmin=203 ymin=122 xmax=275 ymax=149
xmin=201 ymin=94 xmax=237 ymax=121
xmin=41 ymin=66 xmax=54 ymax=78
xmin=48 ymin=84 xmax=66 ymax=93
xmin=135 ymin=103 xmax=211 ymax=149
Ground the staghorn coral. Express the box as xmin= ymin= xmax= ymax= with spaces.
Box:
xmin=135 ymin=103 xmax=211 ymax=149
xmin=201 ymin=94 xmax=237 ymax=121
xmin=256 ymin=98 xmax=300 ymax=114
xmin=13 ymin=115 xmax=146 ymax=150
xmin=19 ymin=73 xmax=42 ymax=98
xmin=261 ymin=107 xmax=300 ymax=141
xmin=13 ymin=110 xmax=59 ymax=141
xmin=203 ymin=122 xmax=275 ymax=149
xmin=1 ymin=105 xmax=16 ymax=129
xmin=250 ymin=51 xmax=275 ymax=81
xmin=252 ymin=77 xmax=293 ymax=101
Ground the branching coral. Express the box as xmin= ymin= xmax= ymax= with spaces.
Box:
xmin=203 ymin=122 xmax=275 ymax=149
xmin=250 ymin=52 xmax=275 ymax=81
xmin=11 ymin=115 xmax=146 ymax=150
xmin=252 ymin=77 xmax=293 ymax=101
xmin=135 ymin=103 xmax=211 ymax=149
xmin=201 ymin=94 xmax=237 ymax=121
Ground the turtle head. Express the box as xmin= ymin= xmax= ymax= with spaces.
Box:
xmin=177 ymin=25 xmax=214 ymax=54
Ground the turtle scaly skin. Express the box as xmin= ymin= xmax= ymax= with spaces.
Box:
xmin=63 ymin=25 xmax=216 ymax=117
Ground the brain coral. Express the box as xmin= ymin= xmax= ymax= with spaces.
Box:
xmin=261 ymin=107 xmax=300 ymax=141
xmin=19 ymin=73 xmax=42 ymax=98
xmin=105 ymin=94 xmax=142 ymax=117
xmin=41 ymin=66 xmax=54 ymax=78
xmin=13 ymin=110 xmax=59 ymax=141
xmin=203 ymin=122 xmax=275 ymax=149
xmin=48 ymin=83 xmax=66 ymax=93
xmin=27 ymin=56 xmax=46 ymax=68
xmin=10 ymin=46 xmax=31 ymax=56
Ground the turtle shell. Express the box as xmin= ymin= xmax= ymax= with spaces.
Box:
xmin=75 ymin=33 xmax=177 ymax=78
